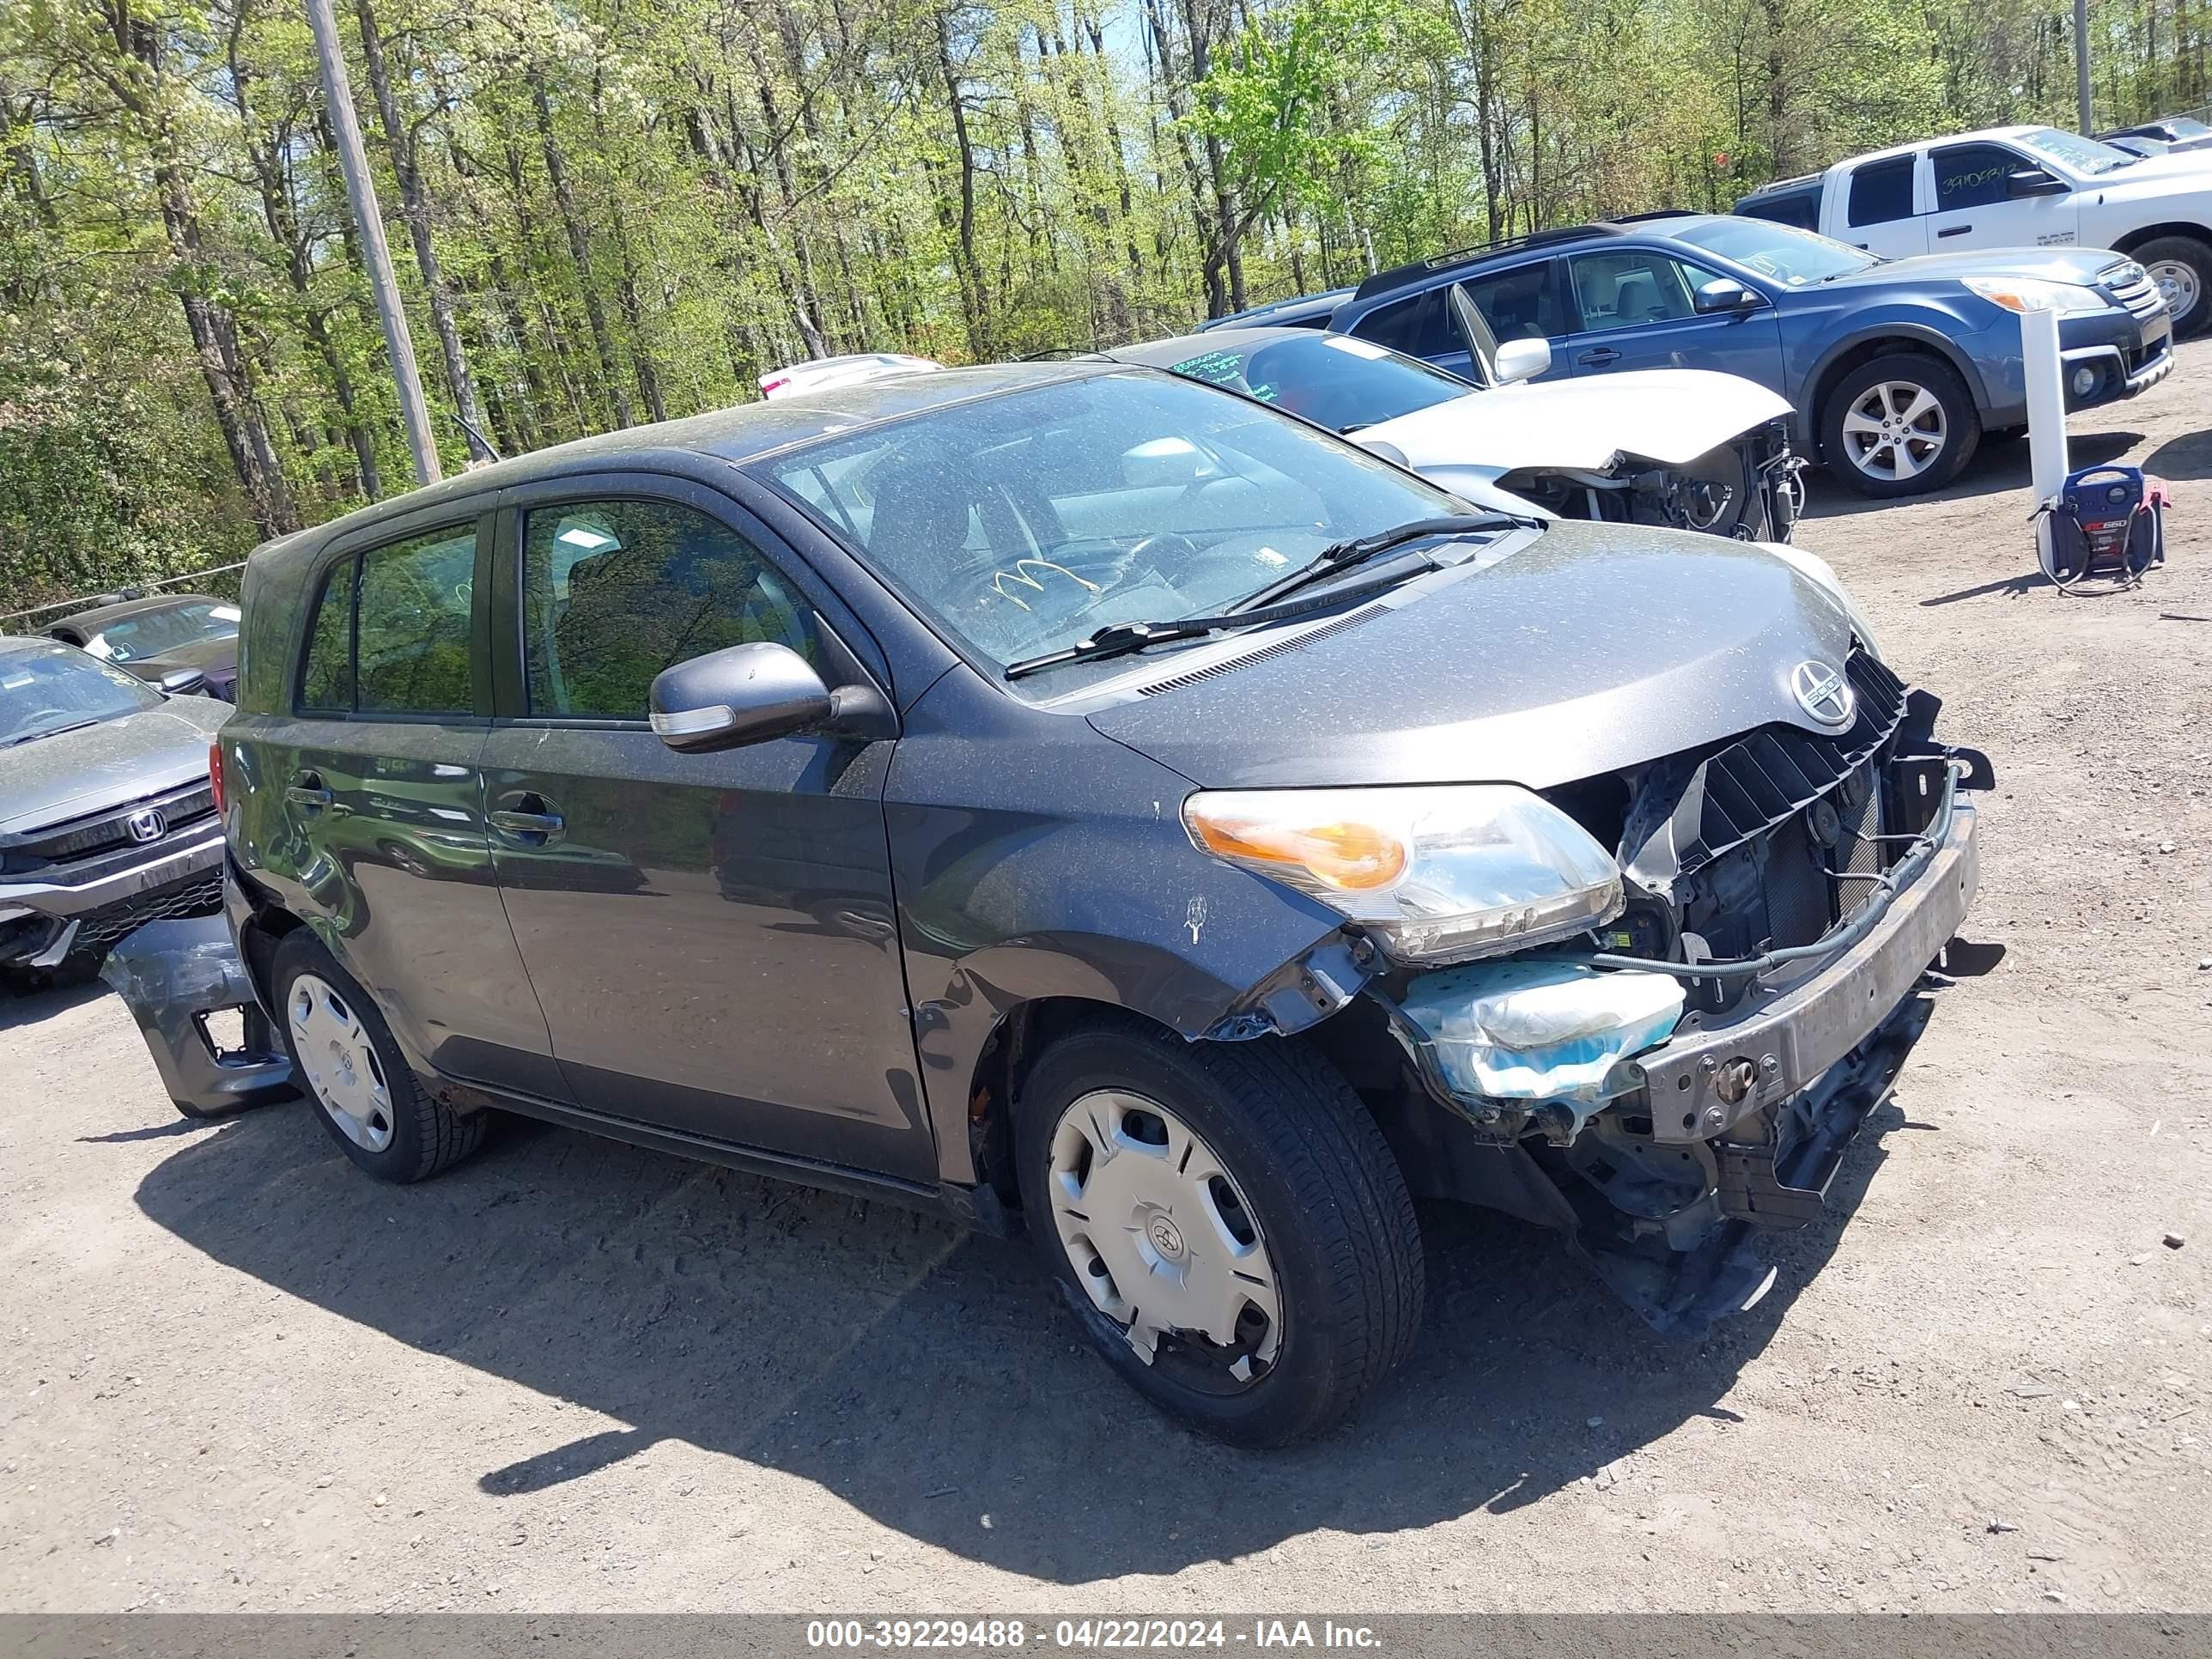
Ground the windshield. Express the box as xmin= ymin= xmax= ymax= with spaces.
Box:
xmin=2018 ymin=126 xmax=2139 ymax=176
xmin=77 ymin=600 xmax=239 ymax=663
xmin=1162 ymin=334 xmax=1473 ymax=433
xmin=763 ymin=370 xmax=1468 ymax=677
xmin=0 ymin=642 xmax=163 ymax=745
xmin=1674 ymin=217 xmax=1875 ymax=284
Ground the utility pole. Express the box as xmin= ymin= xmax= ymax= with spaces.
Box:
xmin=304 ymin=0 xmax=441 ymax=487
xmin=2075 ymin=0 xmax=2094 ymax=136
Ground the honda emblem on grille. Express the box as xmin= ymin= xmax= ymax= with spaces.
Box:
xmin=1790 ymin=660 xmax=1855 ymax=728
xmin=125 ymin=808 xmax=167 ymax=843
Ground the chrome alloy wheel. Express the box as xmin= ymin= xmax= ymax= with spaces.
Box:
xmin=288 ymin=972 xmax=395 ymax=1152
xmin=1047 ymin=1090 xmax=1281 ymax=1383
xmin=2148 ymin=256 xmax=2202 ymax=324
xmin=1840 ymin=380 xmax=1947 ymax=483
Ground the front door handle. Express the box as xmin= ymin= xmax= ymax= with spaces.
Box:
xmin=286 ymin=771 xmax=333 ymax=810
xmin=1937 ymin=224 xmax=1971 ymax=238
xmin=490 ymin=794 xmax=565 ymax=844
xmin=1577 ymin=346 xmax=1621 ymax=368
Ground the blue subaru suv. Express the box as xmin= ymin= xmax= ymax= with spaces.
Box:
xmin=1326 ymin=212 xmax=2172 ymax=496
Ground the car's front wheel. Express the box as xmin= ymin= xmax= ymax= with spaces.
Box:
xmin=271 ymin=931 xmax=487 ymax=1182
xmin=2137 ymin=235 xmax=2212 ymax=337
xmin=1820 ymin=353 xmax=1981 ymax=497
xmin=1015 ymin=1018 xmax=1422 ymax=1447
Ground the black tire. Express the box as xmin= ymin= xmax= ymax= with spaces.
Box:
xmin=1820 ymin=351 xmax=1981 ymax=498
xmin=270 ymin=931 xmax=486 ymax=1182
xmin=1014 ymin=1016 xmax=1422 ymax=1448
xmin=2135 ymin=235 xmax=2212 ymax=337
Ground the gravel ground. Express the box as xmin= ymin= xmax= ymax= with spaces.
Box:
xmin=2 ymin=348 xmax=2209 ymax=1616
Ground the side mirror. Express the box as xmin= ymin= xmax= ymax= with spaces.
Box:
xmin=649 ymin=642 xmax=833 ymax=753
xmin=159 ymin=666 xmax=208 ymax=696
xmin=2008 ymin=166 xmax=2069 ymax=198
xmin=1493 ymin=337 xmax=1553 ymax=385
xmin=1121 ymin=436 xmax=1218 ymax=489
xmin=1694 ymin=277 xmax=1762 ymax=314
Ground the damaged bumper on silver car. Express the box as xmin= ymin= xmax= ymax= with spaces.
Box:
xmin=100 ymin=912 xmax=295 ymax=1117
xmin=1374 ymin=745 xmax=1986 ymax=1337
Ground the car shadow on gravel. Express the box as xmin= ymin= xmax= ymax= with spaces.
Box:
xmin=0 ymin=975 xmax=106 ymax=1031
xmin=131 ymin=1085 xmax=1911 ymax=1583
xmin=1801 ymin=428 xmax=2140 ymax=519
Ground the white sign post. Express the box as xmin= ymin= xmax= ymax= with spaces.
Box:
xmin=2024 ymin=305 xmax=2069 ymax=572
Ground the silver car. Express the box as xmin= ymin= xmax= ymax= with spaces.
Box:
xmin=0 ymin=635 xmax=228 ymax=981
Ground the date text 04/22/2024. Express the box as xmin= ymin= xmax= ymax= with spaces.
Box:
xmin=805 ymin=1620 xmax=1384 ymax=1650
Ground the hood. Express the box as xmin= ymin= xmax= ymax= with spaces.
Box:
xmin=0 ymin=696 xmax=227 ymax=834
xmin=1826 ymin=246 xmax=2126 ymax=289
xmin=1084 ymin=520 xmax=1856 ymax=792
xmin=1352 ymin=370 xmax=1791 ymax=479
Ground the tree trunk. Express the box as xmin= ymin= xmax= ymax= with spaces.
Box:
xmin=355 ymin=0 xmax=494 ymax=460
xmin=532 ymin=74 xmax=631 ymax=428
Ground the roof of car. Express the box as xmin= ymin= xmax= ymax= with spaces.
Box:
xmin=1346 ymin=212 xmax=1723 ymax=303
xmin=1195 ymin=289 xmax=1354 ymax=330
xmin=51 ymin=593 xmax=228 ymax=630
xmin=255 ymin=361 xmax=1112 ymax=564
xmin=1832 ymin=125 xmax=2041 ymax=168
xmin=1103 ymin=326 xmax=1316 ymax=367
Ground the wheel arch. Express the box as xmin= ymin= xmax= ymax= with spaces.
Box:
xmin=1802 ymin=331 xmax=1984 ymax=465
xmin=2112 ymin=222 xmax=2212 ymax=257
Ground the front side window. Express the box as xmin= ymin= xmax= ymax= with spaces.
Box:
xmin=1346 ymin=286 xmax=1458 ymax=359
xmin=1932 ymin=144 xmax=2023 ymax=212
xmin=523 ymin=500 xmax=821 ymax=719
xmin=1846 ymin=155 xmax=1917 ymax=227
xmin=760 ymin=370 xmax=1467 ymax=678
xmin=296 ymin=524 xmax=477 ymax=716
xmin=1568 ymin=251 xmax=1705 ymax=331
xmin=1461 ymin=262 xmax=1560 ymax=341
xmin=1 ymin=642 xmax=161 ymax=747
xmin=1165 ymin=334 xmax=1470 ymax=433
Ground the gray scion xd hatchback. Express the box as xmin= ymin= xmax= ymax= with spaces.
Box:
xmin=212 ymin=362 xmax=1988 ymax=1445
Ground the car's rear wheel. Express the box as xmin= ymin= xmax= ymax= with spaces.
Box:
xmin=2136 ymin=236 xmax=2212 ymax=336
xmin=271 ymin=931 xmax=486 ymax=1182
xmin=1014 ymin=1017 xmax=1422 ymax=1447
xmin=1821 ymin=353 xmax=1981 ymax=498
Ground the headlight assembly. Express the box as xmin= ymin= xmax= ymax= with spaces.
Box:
xmin=1182 ymin=785 xmax=1624 ymax=964
xmin=1961 ymin=276 xmax=2108 ymax=315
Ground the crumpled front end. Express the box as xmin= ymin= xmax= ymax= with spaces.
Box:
xmin=100 ymin=912 xmax=295 ymax=1116
xmin=1358 ymin=655 xmax=1989 ymax=1334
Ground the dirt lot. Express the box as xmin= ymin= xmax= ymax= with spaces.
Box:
xmin=3 ymin=349 xmax=2209 ymax=1618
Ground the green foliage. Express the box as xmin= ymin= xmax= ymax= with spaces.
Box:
xmin=1 ymin=0 xmax=2204 ymax=610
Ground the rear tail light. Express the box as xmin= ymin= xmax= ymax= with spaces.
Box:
xmin=209 ymin=739 xmax=227 ymax=815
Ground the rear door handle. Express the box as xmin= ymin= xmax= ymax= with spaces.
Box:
xmin=286 ymin=772 xmax=333 ymax=810
xmin=1577 ymin=346 xmax=1620 ymax=368
xmin=1937 ymin=224 xmax=1971 ymax=238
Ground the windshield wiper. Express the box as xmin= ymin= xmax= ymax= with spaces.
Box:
xmin=1000 ymin=553 xmax=1466 ymax=681
xmin=1227 ymin=513 xmax=1532 ymax=614
xmin=4 ymin=718 xmax=99 ymax=747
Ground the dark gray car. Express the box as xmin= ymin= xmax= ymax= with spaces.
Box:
xmin=191 ymin=364 xmax=1988 ymax=1445
xmin=0 ymin=636 xmax=228 ymax=978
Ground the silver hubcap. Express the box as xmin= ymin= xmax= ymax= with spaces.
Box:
xmin=1047 ymin=1091 xmax=1281 ymax=1381
xmin=288 ymin=972 xmax=394 ymax=1152
xmin=2148 ymin=258 xmax=2201 ymax=321
xmin=1841 ymin=380 xmax=1947 ymax=481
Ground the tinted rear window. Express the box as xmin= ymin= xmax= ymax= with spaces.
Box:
xmin=1847 ymin=156 xmax=1917 ymax=227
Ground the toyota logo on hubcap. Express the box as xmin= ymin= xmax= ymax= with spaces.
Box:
xmin=1148 ymin=1214 xmax=1186 ymax=1258
xmin=1790 ymin=661 xmax=1855 ymax=729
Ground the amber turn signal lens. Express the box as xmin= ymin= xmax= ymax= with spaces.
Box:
xmin=1188 ymin=811 xmax=1408 ymax=891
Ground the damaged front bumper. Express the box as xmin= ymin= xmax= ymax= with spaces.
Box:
xmin=99 ymin=911 xmax=295 ymax=1116
xmin=1381 ymin=755 xmax=1982 ymax=1335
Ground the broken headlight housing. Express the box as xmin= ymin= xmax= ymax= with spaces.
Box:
xmin=1183 ymin=784 xmax=1624 ymax=964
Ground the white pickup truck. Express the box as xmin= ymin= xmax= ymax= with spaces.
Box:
xmin=1736 ymin=125 xmax=2212 ymax=334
